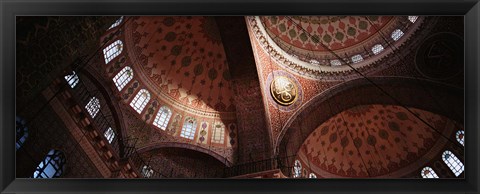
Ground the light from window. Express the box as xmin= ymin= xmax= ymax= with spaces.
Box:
xmin=103 ymin=40 xmax=123 ymax=64
xmin=330 ymin=59 xmax=342 ymax=66
xmin=85 ymin=97 xmax=101 ymax=118
xmin=211 ymin=122 xmax=225 ymax=144
xmin=104 ymin=127 xmax=115 ymax=144
xmin=113 ymin=66 xmax=133 ymax=91
xmin=153 ymin=106 xmax=172 ymax=130
xmin=293 ymin=160 xmax=302 ymax=178
xmin=442 ymin=150 xmax=464 ymax=177
xmin=456 ymin=130 xmax=464 ymax=146
xmin=421 ymin=166 xmax=439 ymax=178
xmin=108 ymin=16 xmax=124 ymax=30
xmin=33 ymin=149 xmax=66 ymax=178
xmin=371 ymin=44 xmax=384 ymax=55
xmin=130 ymin=89 xmax=151 ymax=114
xmin=142 ymin=165 xmax=154 ymax=178
xmin=391 ymin=29 xmax=404 ymax=41
xmin=309 ymin=59 xmax=320 ymax=65
xmin=180 ymin=117 xmax=197 ymax=140
xmin=351 ymin=54 xmax=364 ymax=63
xmin=16 ymin=116 xmax=28 ymax=150
xmin=408 ymin=16 xmax=418 ymax=23
xmin=309 ymin=173 xmax=317 ymax=178
xmin=64 ymin=71 xmax=79 ymax=88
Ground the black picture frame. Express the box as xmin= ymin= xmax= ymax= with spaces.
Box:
xmin=1 ymin=0 xmax=479 ymax=193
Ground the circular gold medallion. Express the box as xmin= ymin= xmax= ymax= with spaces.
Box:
xmin=270 ymin=76 xmax=298 ymax=106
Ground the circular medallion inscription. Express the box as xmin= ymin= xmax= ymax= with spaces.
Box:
xmin=270 ymin=76 xmax=298 ymax=106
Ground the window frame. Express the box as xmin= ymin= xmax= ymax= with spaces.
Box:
xmin=129 ymin=89 xmax=151 ymax=114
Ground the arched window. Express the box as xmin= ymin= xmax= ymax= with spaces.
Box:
xmin=104 ymin=127 xmax=115 ymax=144
xmin=153 ymin=106 xmax=172 ymax=130
xmin=309 ymin=59 xmax=320 ymax=65
xmin=113 ymin=66 xmax=133 ymax=91
xmin=421 ymin=166 xmax=439 ymax=178
xmin=309 ymin=173 xmax=317 ymax=178
xmin=330 ymin=59 xmax=342 ymax=66
xmin=211 ymin=122 xmax=225 ymax=144
xmin=130 ymin=89 xmax=151 ymax=114
xmin=33 ymin=149 xmax=66 ymax=178
xmin=180 ymin=117 xmax=197 ymax=140
xmin=103 ymin=40 xmax=123 ymax=64
xmin=442 ymin=150 xmax=464 ymax=177
xmin=64 ymin=71 xmax=79 ymax=88
xmin=16 ymin=116 xmax=28 ymax=150
xmin=408 ymin=16 xmax=418 ymax=23
xmin=456 ymin=130 xmax=465 ymax=146
xmin=141 ymin=165 xmax=154 ymax=178
xmin=391 ymin=29 xmax=404 ymax=41
xmin=108 ymin=16 xmax=124 ymax=30
xmin=293 ymin=160 xmax=302 ymax=178
xmin=371 ymin=44 xmax=384 ymax=55
xmin=351 ymin=54 xmax=364 ymax=63
xmin=85 ymin=97 xmax=100 ymax=118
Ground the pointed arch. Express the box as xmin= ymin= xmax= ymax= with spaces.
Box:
xmin=130 ymin=89 xmax=151 ymax=114
xmin=153 ymin=106 xmax=173 ymax=130
xmin=103 ymin=40 xmax=123 ymax=64
xmin=113 ymin=66 xmax=133 ymax=91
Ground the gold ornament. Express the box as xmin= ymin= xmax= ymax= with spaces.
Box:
xmin=270 ymin=76 xmax=298 ymax=106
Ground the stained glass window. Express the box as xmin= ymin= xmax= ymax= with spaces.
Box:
xmin=32 ymin=149 xmax=66 ymax=178
xmin=108 ymin=16 xmax=124 ymax=30
xmin=442 ymin=150 xmax=464 ymax=177
xmin=153 ymin=106 xmax=172 ymax=130
xmin=103 ymin=40 xmax=123 ymax=64
xmin=293 ymin=160 xmax=302 ymax=178
xmin=104 ymin=127 xmax=115 ymax=144
xmin=456 ymin=130 xmax=465 ymax=146
xmin=130 ymin=89 xmax=151 ymax=114
xmin=113 ymin=66 xmax=133 ymax=91
xmin=351 ymin=54 xmax=364 ymax=63
xmin=421 ymin=166 xmax=439 ymax=178
xmin=391 ymin=29 xmax=404 ymax=41
xmin=16 ymin=116 xmax=28 ymax=150
xmin=85 ymin=97 xmax=100 ymax=118
xmin=180 ymin=117 xmax=197 ymax=140
xmin=64 ymin=71 xmax=79 ymax=88
xmin=371 ymin=44 xmax=384 ymax=55
xmin=212 ymin=122 xmax=225 ymax=144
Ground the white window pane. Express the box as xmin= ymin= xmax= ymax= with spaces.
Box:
xmin=421 ymin=166 xmax=439 ymax=178
xmin=371 ymin=44 xmax=384 ymax=55
xmin=64 ymin=71 xmax=80 ymax=88
xmin=130 ymin=89 xmax=151 ymax=114
xmin=103 ymin=40 xmax=123 ymax=64
xmin=142 ymin=165 xmax=154 ymax=178
xmin=309 ymin=173 xmax=317 ymax=178
xmin=293 ymin=160 xmax=302 ymax=178
xmin=408 ymin=16 xmax=418 ymax=23
xmin=104 ymin=127 xmax=115 ymax=144
xmin=442 ymin=150 xmax=464 ymax=177
xmin=212 ymin=122 xmax=225 ymax=144
xmin=33 ymin=149 xmax=65 ymax=178
xmin=391 ymin=29 xmax=404 ymax=41
xmin=113 ymin=66 xmax=133 ymax=91
xmin=180 ymin=117 xmax=197 ymax=140
xmin=85 ymin=97 xmax=100 ymax=118
xmin=351 ymin=54 xmax=363 ymax=63
xmin=456 ymin=130 xmax=465 ymax=146
xmin=330 ymin=59 xmax=342 ymax=66
xmin=108 ymin=16 xmax=124 ymax=30
xmin=153 ymin=106 xmax=172 ymax=130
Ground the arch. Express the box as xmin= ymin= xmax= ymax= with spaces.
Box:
xmin=137 ymin=142 xmax=232 ymax=167
xmin=113 ymin=66 xmax=133 ymax=91
xmin=103 ymin=40 xmax=123 ymax=64
xmin=153 ymin=106 xmax=172 ymax=130
xmin=130 ymin=89 xmax=151 ymax=114
xmin=180 ymin=117 xmax=197 ymax=140
xmin=15 ymin=116 xmax=28 ymax=150
xmin=421 ymin=166 xmax=439 ymax=178
xmin=442 ymin=150 xmax=464 ymax=177
xmin=277 ymin=77 xmax=463 ymax=175
xmin=32 ymin=149 xmax=66 ymax=178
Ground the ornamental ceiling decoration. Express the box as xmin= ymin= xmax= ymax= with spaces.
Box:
xmin=247 ymin=16 xmax=424 ymax=79
xmin=297 ymin=104 xmax=457 ymax=178
xmin=267 ymin=70 xmax=303 ymax=111
xmin=125 ymin=16 xmax=236 ymax=119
